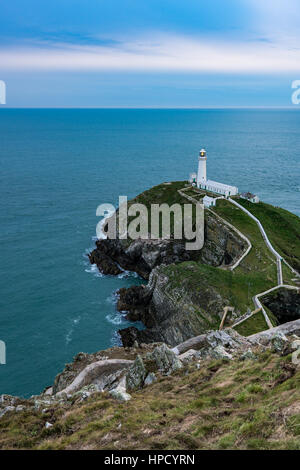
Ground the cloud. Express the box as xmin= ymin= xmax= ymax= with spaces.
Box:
xmin=247 ymin=0 xmax=300 ymax=44
xmin=1 ymin=32 xmax=300 ymax=73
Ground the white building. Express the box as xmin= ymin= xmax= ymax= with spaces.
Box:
xmin=195 ymin=149 xmax=238 ymax=197
xmin=203 ymin=195 xmax=217 ymax=208
xmin=240 ymin=192 xmax=260 ymax=203
xmin=189 ymin=172 xmax=197 ymax=185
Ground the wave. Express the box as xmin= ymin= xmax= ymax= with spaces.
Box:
xmin=106 ymin=291 xmax=119 ymax=305
xmin=105 ymin=311 xmax=127 ymax=326
xmin=84 ymin=263 xmax=103 ymax=278
xmin=65 ymin=316 xmax=81 ymax=345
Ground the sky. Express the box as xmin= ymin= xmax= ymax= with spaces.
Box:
xmin=1 ymin=0 xmax=300 ymax=107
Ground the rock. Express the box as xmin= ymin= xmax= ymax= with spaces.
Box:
xmin=15 ymin=405 xmax=25 ymax=412
xmin=262 ymin=288 xmax=300 ymax=324
xmin=88 ymin=188 xmax=248 ymax=347
xmin=207 ymin=345 xmax=233 ymax=360
xmin=178 ymin=349 xmax=201 ymax=364
xmin=0 ymin=394 xmax=17 ymax=406
xmin=271 ymin=332 xmax=288 ymax=353
xmin=0 ymin=406 xmax=15 ymax=418
xmin=144 ymin=372 xmax=157 ymax=386
xmin=88 ymin=243 xmax=123 ymax=276
xmin=117 ymin=286 xmax=151 ymax=323
xmin=150 ymin=343 xmax=182 ymax=375
xmin=73 ymin=384 xmax=98 ymax=402
xmin=74 ymin=352 xmax=89 ymax=362
xmin=109 ymin=389 xmax=132 ymax=402
xmin=239 ymin=348 xmax=257 ymax=361
xmin=249 ymin=319 xmax=300 ymax=344
xmin=126 ymin=355 xmax=147 ymax=391
xmin=55 ymin=359 xmax=133 ymax=396
xmin=174 ymin=328 xmax=250 ymax=356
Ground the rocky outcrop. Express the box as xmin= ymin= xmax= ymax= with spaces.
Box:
xmin=262 ymin=288 xmax=300 ymax=324
xmin=88 ymin=185 xmax=248 ymax=346
xmin=89 ymin=238 xmax=194 ymax=279
xmin=119 ymin=264 xmax=231 ymax=347
xmin=117 ymin=285 xmax=152 ymax=322
xmin=55 ymin=359 xmax=133 ymax=397
xmin=172 ymin=328 xmax=251 ymax=355
xmin=248 ymin=319 xmax=300 ymax=344
xmin=89 ymin=210 xmax=247 ymax=280
xmin=2 ymin=325 xmax=299 ymax=418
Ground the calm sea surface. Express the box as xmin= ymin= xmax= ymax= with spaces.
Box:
xmin=0 ymin=109 xmax=299 ymax=397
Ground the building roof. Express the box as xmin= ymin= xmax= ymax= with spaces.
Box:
xmin=241 ymin=192 xmax=257 ymax=199
xmin=205 ymin=179 xmax=238 ymax=192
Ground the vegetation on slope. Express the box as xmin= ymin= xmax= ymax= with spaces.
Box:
xmin=161 ymin=261 xmax=274 ymax=322
xmin=1 ymin=351 xmax=299 ymax=450
xmin=236 ymin=198 xmax=300 ymax=272
xmin=124 ymin=183 xmax=300 ymax=334
xmin=234 ymin=311 xmax=269 ymax=337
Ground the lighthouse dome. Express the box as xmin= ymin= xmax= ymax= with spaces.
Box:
xmin=199 ymin=149 xmax=207 ymax=157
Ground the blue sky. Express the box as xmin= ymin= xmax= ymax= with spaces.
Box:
xmin=1 ymin=0 xmax=300 ymax=107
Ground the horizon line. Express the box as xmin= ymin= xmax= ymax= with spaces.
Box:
xmin=0 ymin=106 xmax=299 ymax=110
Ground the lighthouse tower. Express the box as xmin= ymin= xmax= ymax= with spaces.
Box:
xmin=197 ymin=149 xmax=207 ymax=186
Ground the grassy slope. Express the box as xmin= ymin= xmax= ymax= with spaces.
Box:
xmin=234 ymin=311 xmax=269 ymax=336
xmin=1 ymin=351 xmax=299 ymax=450
xmin=236 ymin=199 xmax=300 ymax=272
xmin=162 ymin=262 xmax=273 ymax=320
xmin=124 ymin=183 xmax=299 ymax=331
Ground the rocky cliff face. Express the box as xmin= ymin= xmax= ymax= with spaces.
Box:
xmin=262 ymin=288 xmax=300 ymax=324
xmin=89 ymin=208 xmax=247 ymax=346
xmin=89 ymin=211 xmax=247 ymax=280
xmin=118 ymin=264 xmax=229 ymax=347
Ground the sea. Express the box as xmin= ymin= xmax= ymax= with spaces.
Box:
xmin=0 ymin=108 xmax=299 ymax=397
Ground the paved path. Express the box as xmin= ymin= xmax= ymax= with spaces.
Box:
xmin=226 ymin=198 xmax=299 ymax=328
xmin=178 ymin=188 xmax=252 ymax=271
xmin=179 ymin=187 xmax=300 ymax=330
xmin=228 ymin=198 xmax=284 ymax=285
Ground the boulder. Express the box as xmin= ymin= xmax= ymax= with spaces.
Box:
xmin=271 ymin=332 xmax=288 ymax=353
xmin=178 ymin=349 xmax=201 ymax=364
xmin=150 ymin=343 xmax=182 ymax=375
xmin=126 ymin=355 xmax=147 ymax=391
xmin=0 ymin=406 xmax=15 ymax=418
xmin=109 ymin=388 xmax=132 ymax=402
xmin=239 ymin=348 xmax=257 ymax=361
xmin=144 ymin=372 xmax=157 ymax=386
xmin=204 ymin=345 xmax=233 ymax=360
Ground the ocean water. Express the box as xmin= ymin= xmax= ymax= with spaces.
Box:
xmin=0 ymin=108 xmax=299 ymax=398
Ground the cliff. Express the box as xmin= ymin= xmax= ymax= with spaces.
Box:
xmin=89 ymin=181 xmax=300 ymax=345
xmin=1 ymin=322 xmax=300 ymax=450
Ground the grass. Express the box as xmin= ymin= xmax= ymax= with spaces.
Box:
xmin=1 ymin=350 xmax=299 ymax=450
xmin=236 ymin=198 xmax=300 ymax=272
xmin=234 ymin=310 xmax=269 ymax=336
xmin=121 ymin=184 xmax=299 ymax=333
xmin=161 ymin=261 xmax=275 ymax=321
xmin=124 ymin=181 xmax=199 ymax=240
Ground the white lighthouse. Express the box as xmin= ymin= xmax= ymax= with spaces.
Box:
xmin=190 ymin=148 xmax=239 ymax=197
xmin=197 ymin=149 xmax=207 ymax=184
